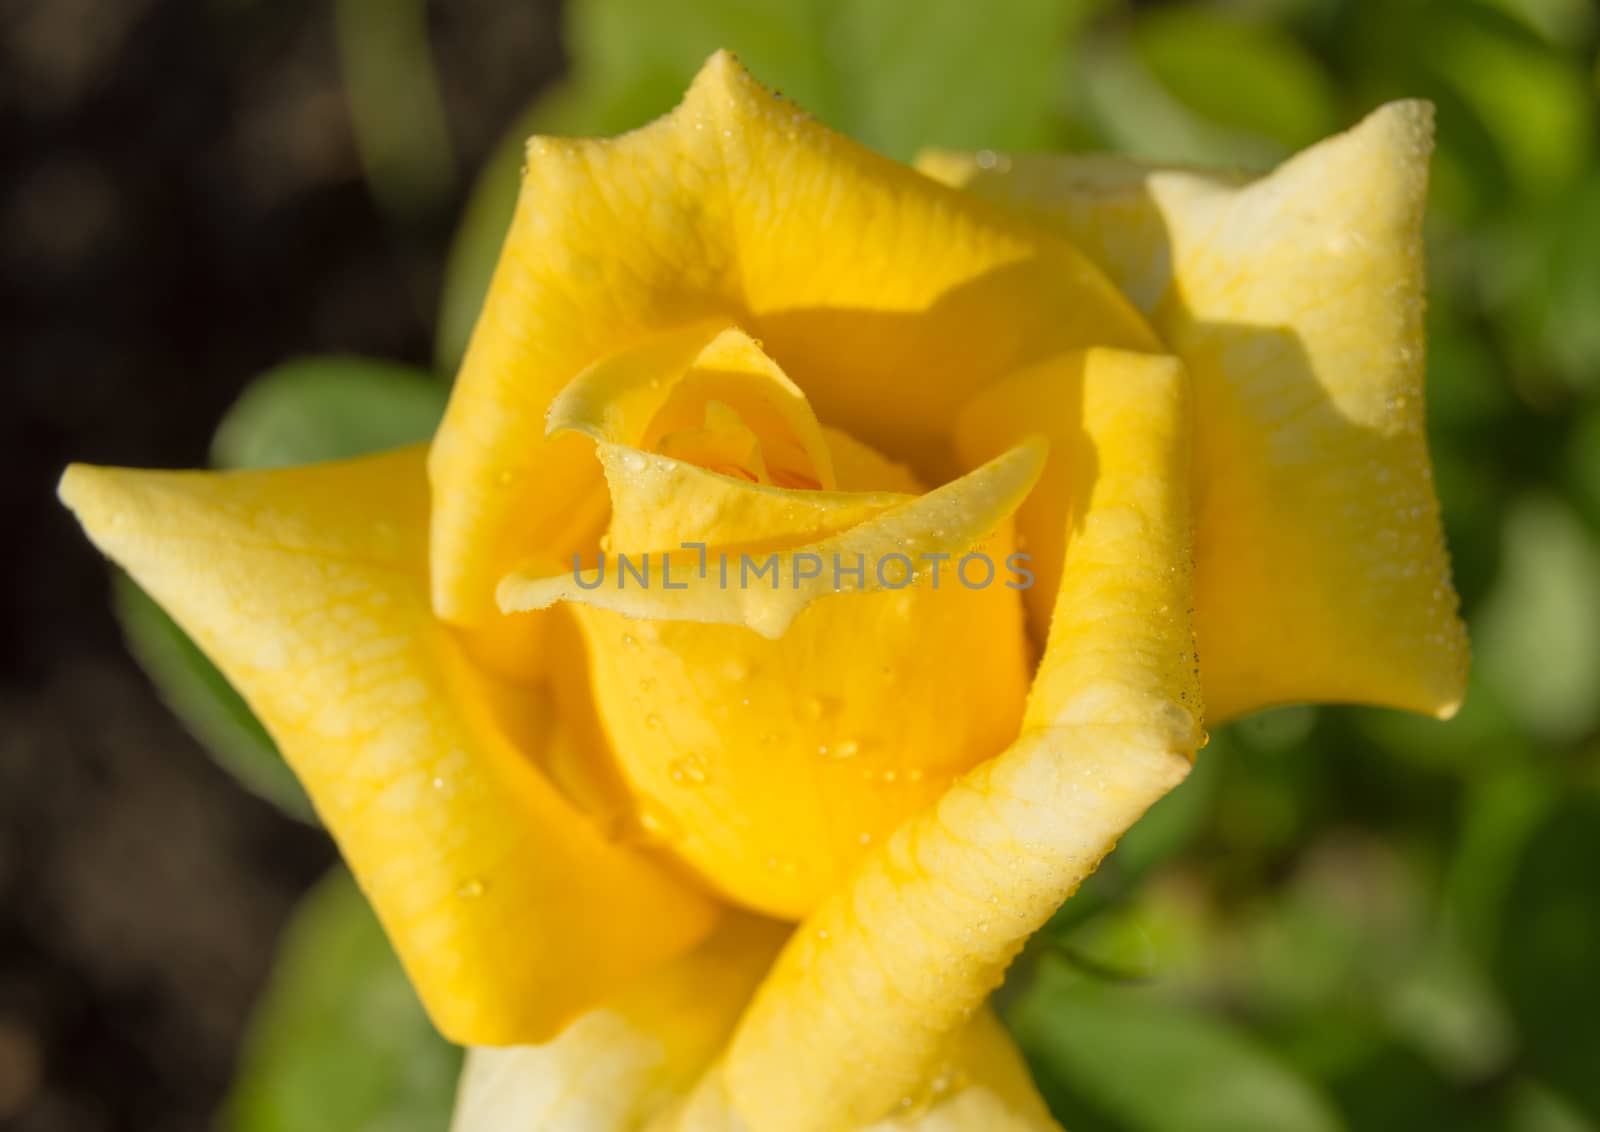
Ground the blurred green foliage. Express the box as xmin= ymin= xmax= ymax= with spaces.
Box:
xmin=113 ymin=0 xmax=1600 ymax=1128
xmin=224 ymin=870 xmax=462 ymax=1132
xmin=115 ymin=358 xmax=447 ymax=828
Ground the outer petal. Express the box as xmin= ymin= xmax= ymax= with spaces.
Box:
xmin=430 ymin=50 xmax=1155 ymax=623
xmin=451 ymin=914 xmax=788 ymax=1132
xmin=59 ymin=448 xmax=718 ymax=1044
xmin=497 ymin=440 xmax=1044 ymax=639
xmin=923 ymin=102 xmax=1468 ymax=722
xmin=500 ymin=436 xmax=1040 ymax=918
xmin=698 ymin=352 xmax=1202 ymax=1131
xmin=662 ymin=1009 xmax=1060 ymax=1132
xmin=857 ymin=1010 xmax=1061 ymax=1132
xmin=453 ymin=911 xmax=1053 ymax=1132
xmin=549 ymin=322 xmax=839 ymax=491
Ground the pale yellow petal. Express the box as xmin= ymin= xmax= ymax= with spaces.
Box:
xmin=59 ymin=449 xmax=718 ymax=1045
xmin=700 ymin=351 xmax=1201 ymax=1131
xmin=550 ymin=322 xmax=838 ymax=491
xmin=448 ymin=942 xmax=1051 ymax=1132
xmin=924 ymin=102 xmax=1468 ymax=721
xmin=451 ymin=914 xmax=787 ymax=1132
xmin=858 ymin=1009 xmax=1061 ymax=1132
xmin=499 ymin=438 xmax=1039 ymax=918
xmin=497 ymin=439 xmax=1045 ymax=641
xmin=430 ymin=50 xmax=1154 ymax=623
xmin=667 ymin=1007 xmax=1059 ymax=1132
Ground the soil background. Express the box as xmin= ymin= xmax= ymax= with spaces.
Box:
xmin=1 ymin=1 xmax=562 ymax=1127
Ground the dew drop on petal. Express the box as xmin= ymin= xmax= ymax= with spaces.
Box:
xmin=669 ymin=754 xmax=710 ymax=786
xmin=818 ymin=737 xmax=861 ymax=760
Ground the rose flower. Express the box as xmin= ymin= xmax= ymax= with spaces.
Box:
xmin=61 ymin=53 xmax=1466 ymax=1132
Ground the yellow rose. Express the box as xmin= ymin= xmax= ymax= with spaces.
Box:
xmin=61 ymin=52 xmax=1466 ymax=1132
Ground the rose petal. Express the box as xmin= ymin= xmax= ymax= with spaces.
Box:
xmin=451 ymin=914 xmax=787 ymax=1132
xmin=497 ymin=435 xmax=1041 ymax=917
xmin=922 ymin=102 xmax=1468 ymax=722
xmin=59 ymin=448 xmax=719 ymax=1044
xmin=452 ymin=908 xmax=1052 ymax=1132
xmin=429 ymin=50 xmax=1154 ymax=624
xmin=700 ymin=350 xmax=1201 ymax=1131
xmin=496 ymin=439 xmax=1045 ymax=640
xmin=549 ymin=322 xmax=838 ymax=491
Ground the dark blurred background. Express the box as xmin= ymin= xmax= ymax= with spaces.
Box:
xmin=4 ymin=1 xmax=1599 ymax=1131
xmin=3 ymin=1 xmax=561 ymax=1127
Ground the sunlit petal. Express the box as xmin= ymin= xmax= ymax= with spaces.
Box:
xmin=60 ymin=448 xmax=718 ymax=1044
xmin=430 ymin=50 xmax=1153 ymax=623
xmin=923 ymin=102 xmax=1468 ymax=721
xmin=702 ymin=351 xmax=1202 ymax=1130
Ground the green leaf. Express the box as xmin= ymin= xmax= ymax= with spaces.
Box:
xmin=1508 ymin=1079 xmax=1600 ymax=1132
xmin=1007 ymin=960 xmax=1343 ymax=1132
xmin=211 ymin=358 xmax=449 ymax=470
xmin=1045 ymin=738 xmax=1220 ymax=934
xmin=825 ymin=0 xmax=1081 ymax=156
xmin=1075 ymin=28 xmax=1284 ymax=170
xmin=1493 ymin=173 xmax=1600 ymax=397
xmin=1386 ymin=937 xmax=1515 ymax=1081
xmin=1051 ymin=878 xmax=1213 ymax=987
xmin=435 ymin=104 xmax=544 ymax=375
xmin=113 ymin=572 xmax=313 ymax=822
xmin=1479 ymin=0 xmax=1599 ymax=44
xmin=436 ymin=0 xmax=1091 ymax=369
xmin=1572 ymin=407 xmax=1600 ymax=528
xmin=1473 ymin=496 xmax=1600 ymax=743
xmin=1422 ymin=5 xmax=1594 ymax=201
xmin=334 ymin=0 xmax=456 ymax=219
xmin=543 ymin=0 xmax=1084 ymax=158
xmin=225 ymin=869 xmax=461 ymax=1132
xmin=565 ymin=0 xmax=838 ymax=131
xmin=1321 ymin=1034 xmax=1504 ymax=1132
xmin=114 ymin=357 xmax=448 ymax=821
xmin=1493 ymin=793 xmax=1600 ymax=1121
xmin=1132 ymin=5 xmax=1340 ymax=151
xmin=1446 ymin=764 xmax=1560 ymax=962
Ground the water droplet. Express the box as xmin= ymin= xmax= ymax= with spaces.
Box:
xmin=621 ymin=633 xmax=638 ymax=649
xmin=645 ymin=713 xmax=662 ymax=730
xmin=431 ymin=776 xmax=446 ymax=790
xmin=818 ymin=737 xmax=861 ymax=760
xmin=638 ymin=676 xmax=656 ymax=693
xmin=633 ymin=799 xmax=683 ymax=845
xmin=669 ymin=754 xmax=710 ymax=786
xmin=457 ymin=879 xmax=485 ymax=899
xmin=798 ymin=695 xmax=833 ymax=723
